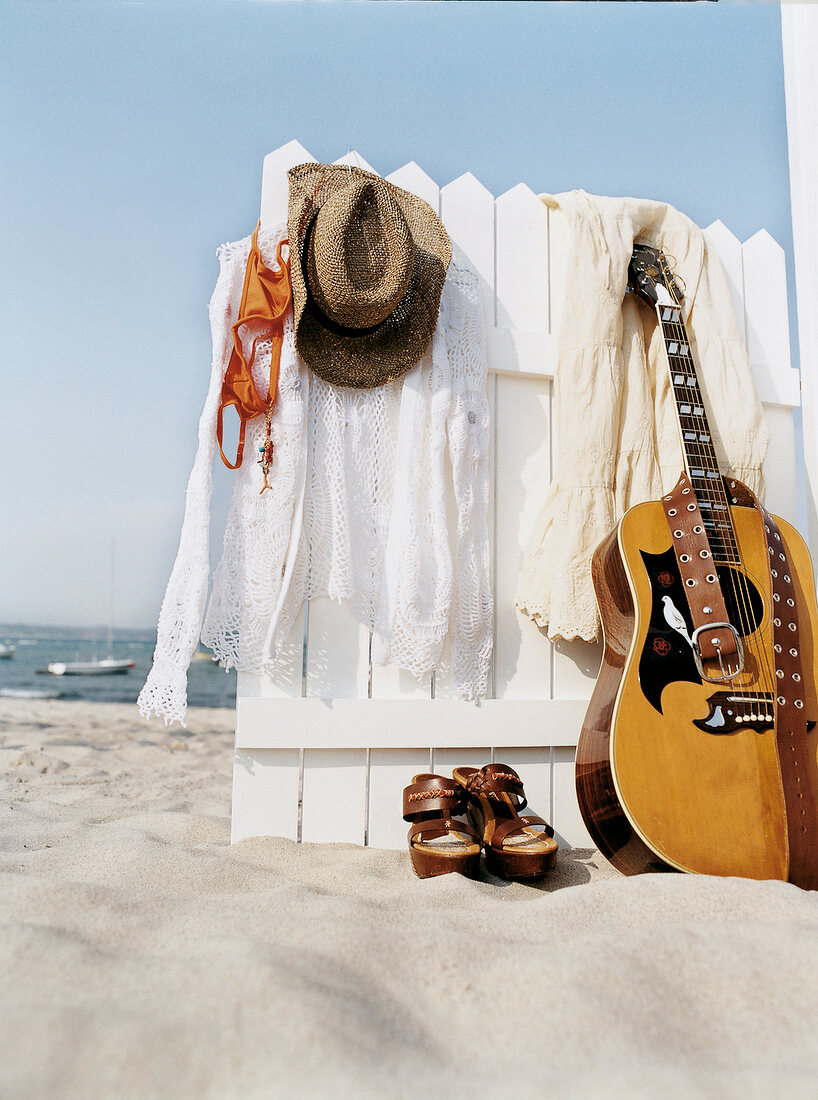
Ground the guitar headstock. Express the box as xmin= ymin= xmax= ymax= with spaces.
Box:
xmin=628 ymin=244 xmax=684 ymax=309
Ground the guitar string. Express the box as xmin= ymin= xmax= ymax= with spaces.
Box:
xmin=658 ymin=287 xmax=775 ymax=721
xmin=661 ymin=304 xmax=773 ymax=720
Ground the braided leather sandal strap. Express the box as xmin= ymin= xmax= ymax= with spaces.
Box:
xmin=465 ymin=764 xmax=528 ymax=812
xmin=490 ymin=813 xmax=554 ymax=850
xmin=402 ymin=775 xmax=466 ymax=821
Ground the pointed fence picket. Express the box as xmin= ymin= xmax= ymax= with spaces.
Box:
xmin=231 ymin=141 xmax=803 ymax=852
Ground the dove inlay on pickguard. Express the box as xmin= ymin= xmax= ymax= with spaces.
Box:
xmin=637 ymin=548 xmax=764 ymax=714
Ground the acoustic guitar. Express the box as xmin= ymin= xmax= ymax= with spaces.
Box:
xmin=575 ymin=246 xmax=818 ymax=886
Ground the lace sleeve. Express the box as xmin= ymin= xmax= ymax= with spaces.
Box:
xmin=444 ymin=254 xmax=493 ymax=700
xmin=137 ymin=236 xmax=251 ymax=725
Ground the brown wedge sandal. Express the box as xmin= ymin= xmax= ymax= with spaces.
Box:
xmin=402 ymin=774 xmax=482 ymax=879
xmin=452 ymin=764 xmax=558 ymax=881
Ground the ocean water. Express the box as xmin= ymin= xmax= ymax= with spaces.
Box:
xmin=0 ymin=635 xmax=236 ymax=709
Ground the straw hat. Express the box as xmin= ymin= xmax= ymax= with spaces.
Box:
xmin=287 ymin=163 xmax=452 ymax=388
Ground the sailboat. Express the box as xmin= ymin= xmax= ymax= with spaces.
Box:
xmin=45 ymin=537 xmax=135 ymax=676
xmin=45 ymin=657 xmax=134 ymax=676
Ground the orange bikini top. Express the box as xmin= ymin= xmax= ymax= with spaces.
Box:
xmin=216 ymin=226 xmax=291 ymax=472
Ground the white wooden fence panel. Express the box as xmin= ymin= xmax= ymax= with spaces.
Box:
xmin=230 ymin=142 xmax=801 ymax=857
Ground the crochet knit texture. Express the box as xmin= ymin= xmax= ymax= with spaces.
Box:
xmin=138 ymin=222 xmax=493 ymax=726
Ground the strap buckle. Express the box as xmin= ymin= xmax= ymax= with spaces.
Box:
xmin=691 ymin=622 xmax=745 ymax=683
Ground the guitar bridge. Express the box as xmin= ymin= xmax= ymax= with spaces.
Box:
xmin=691 ymin=622 xmax=745 ymax=683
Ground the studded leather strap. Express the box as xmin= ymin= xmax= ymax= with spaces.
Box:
xmin=755 ymin=499 xmax=818 ymax=890
xmin=661 ymin=471 xmax=737 ymax=659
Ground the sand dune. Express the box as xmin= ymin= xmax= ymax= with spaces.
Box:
xmin=2 ymin=697 xmax=818 ymax=1098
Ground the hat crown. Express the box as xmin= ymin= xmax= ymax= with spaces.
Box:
xmin=307 ymin=178 xmax=415 ymax=331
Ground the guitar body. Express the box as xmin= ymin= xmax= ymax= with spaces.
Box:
xmin=576 ymin=483 xmax=818 ymax=880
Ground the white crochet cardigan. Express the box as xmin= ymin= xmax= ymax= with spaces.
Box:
xmin=138 ymin=221 xmax=493 ymax=726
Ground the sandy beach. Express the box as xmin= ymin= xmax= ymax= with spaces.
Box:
xmin=2 ymin=697 xmax=818 ymax=1098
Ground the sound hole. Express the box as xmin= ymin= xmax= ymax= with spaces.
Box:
xmin=717 ymin=564 xmax=763 ymax=637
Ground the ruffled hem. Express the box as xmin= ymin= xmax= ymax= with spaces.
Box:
xmin=137 ymin=663 xmax=190 ymax=728
xmin=515 ymin=483 xmax=616 ymax=643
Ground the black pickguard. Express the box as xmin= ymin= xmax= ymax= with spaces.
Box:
xmin=638 ymin=548 xmax=764 ymax=714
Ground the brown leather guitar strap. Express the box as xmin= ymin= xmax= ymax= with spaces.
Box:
xmin=663 ymin=472 xmax=818 ymax=886
xmin=661 ymin=472 xmax=737 ymax=660
xmin=752 ymin=495 xmax=818 ymax=889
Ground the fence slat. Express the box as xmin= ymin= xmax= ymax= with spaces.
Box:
xmin=743 ymin=229 xmax=796 ymax=406
xmin=704 ymin=219 xmax=746 ymax=346
xmin=370 ymin=665 xmax=431 ymax=699
xmin=387 ymin=161 xmax=440 ymax=211
xmin=368 ymin=748 xmax=432 ymax=849
xmin=552 ymin=638 xmax=600 ymax=704
xmin=763 ymin=404 xmax=799 ymax=526
xmin=260 ymin=139 xmax=315 ymax=226
xmin=334 ymin=149 xmax=378 ymax=175
xmin=432 ymin=746 xmax=488 ymax=776
xmin=236 ymin=698 xmax=589 ymax=749
xmin=231 ymin=748 xmax=300 ymax=842
xmin=235 ymin=612 xmax=304 ymax=699
xmin=498 ymin=746 xmax=553 ymax=830
xmin=495 ymin=183 xmax=550 ymax=333
xmin=553 ymin=746 xmax=593 ymax=848
xmin=441 ymin=172 xmax=495 ymax=323
xmin=305 ymin=598 xmax=370 ymax=699
xmin=301 ymin=748 xmax=367 ymax=845
xmin=493 ymin=374 xmax=552 ymax=698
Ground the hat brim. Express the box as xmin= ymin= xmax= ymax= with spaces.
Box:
xmin=288 ymin=163 xmax=452 ymax=388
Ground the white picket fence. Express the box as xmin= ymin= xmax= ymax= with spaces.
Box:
xmin=231 ymin=140 xmax=802 ymax=851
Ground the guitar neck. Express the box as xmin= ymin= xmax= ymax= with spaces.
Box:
xmin=655 ymin=301 xmax=740 ymax=567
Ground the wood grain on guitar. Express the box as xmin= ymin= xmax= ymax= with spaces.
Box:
xmin=576 ymin=246 xmax=818 ymax=886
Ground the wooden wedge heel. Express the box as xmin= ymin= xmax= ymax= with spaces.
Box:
xmin=453 ymin=764 xmax=558 ymax=881
xmin=402 ymin=774 xmax=482 ymax=879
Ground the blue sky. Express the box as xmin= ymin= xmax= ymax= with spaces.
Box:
xmin=0 ymin=0 xmax=791 ymax=630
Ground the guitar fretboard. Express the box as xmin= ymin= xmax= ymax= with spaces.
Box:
xmin=656 ymin=302 xmax=740 ymax=566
